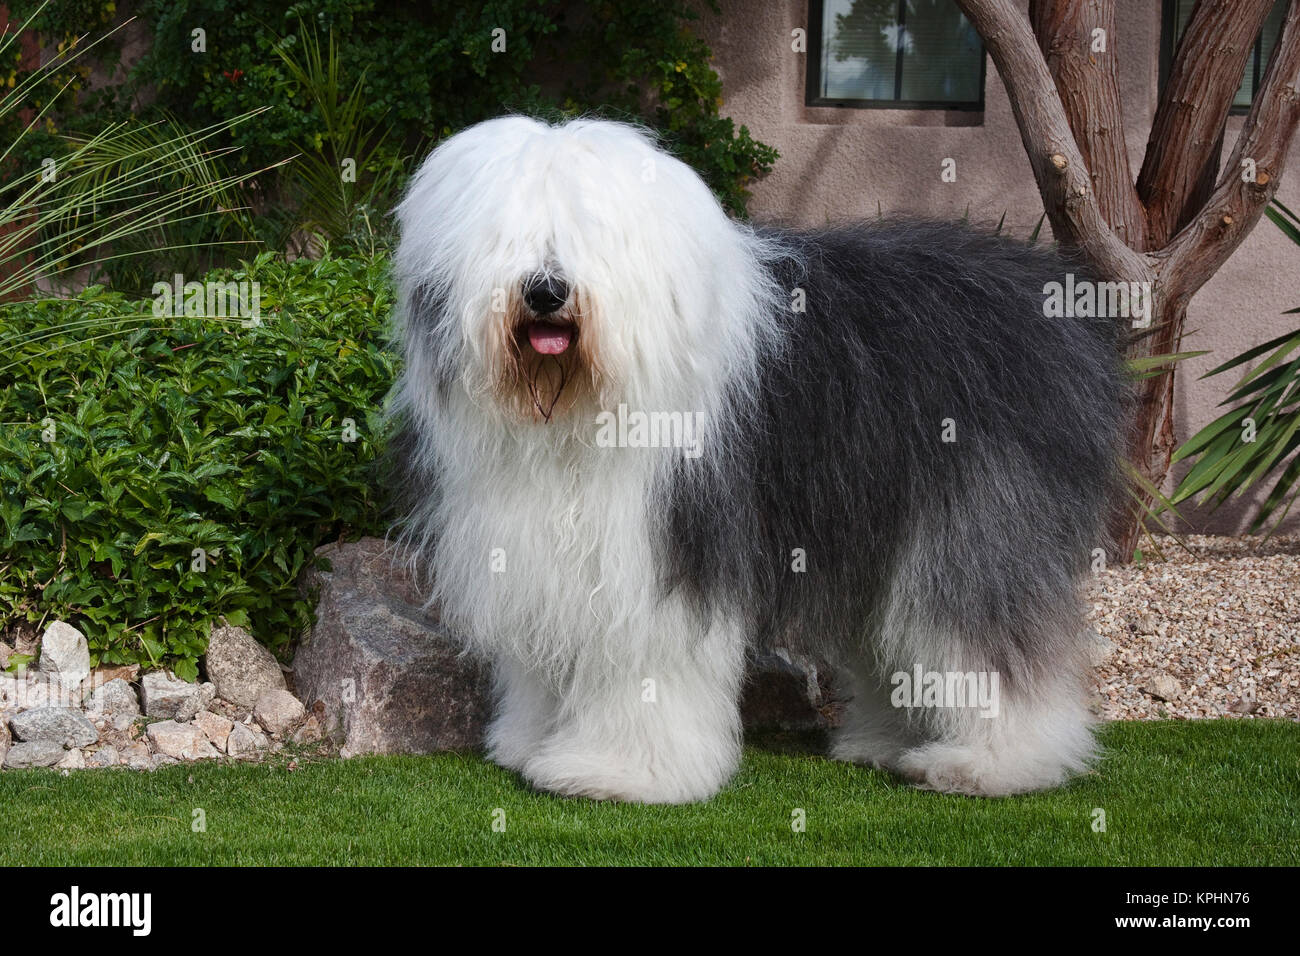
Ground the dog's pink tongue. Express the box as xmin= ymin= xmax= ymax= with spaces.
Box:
xmin=528 ymin=321 xmax=572 ymax=355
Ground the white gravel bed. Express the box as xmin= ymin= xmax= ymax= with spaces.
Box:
xmin=1086 ymin=534 xmax=1299 ymax=720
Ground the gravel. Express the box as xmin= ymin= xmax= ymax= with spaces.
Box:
xmin=1086 ymin=534 xmax=1299 ymax=721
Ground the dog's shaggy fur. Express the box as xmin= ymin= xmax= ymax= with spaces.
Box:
xmin=388 ymin=116 xmax=1123 ymax=803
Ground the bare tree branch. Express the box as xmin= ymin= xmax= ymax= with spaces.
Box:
xmin=1029 ymin=0 xmax=1146 ymax=249
xmin=1161 ymin=0 xmax=1300 ymax=302
xmin=952 ymin=0 xmax=1153 ymax=282
xmin=1137 ymin=0 xmax=1274 ymax=246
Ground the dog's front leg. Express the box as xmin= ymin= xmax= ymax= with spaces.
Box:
xmin=485 ymin=656 xmax=562 ymax=773
xmin=518 ymin=617 xmax=746 ymax=804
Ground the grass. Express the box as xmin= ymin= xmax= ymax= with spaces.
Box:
xmin=2 ymin=720 xmax=1296 ymax=866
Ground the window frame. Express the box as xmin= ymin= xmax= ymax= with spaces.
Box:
xmin=805 ymin=0 xmax=987 ymax=111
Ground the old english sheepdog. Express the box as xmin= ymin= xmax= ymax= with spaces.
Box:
xmin=387 ymin=116 xmax=1123 ymax=803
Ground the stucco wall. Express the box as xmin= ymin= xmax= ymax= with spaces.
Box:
xmin=700 ymin=0 xmax=1300 ymax=535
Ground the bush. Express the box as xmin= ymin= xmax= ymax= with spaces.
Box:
xmin=9 ymin=0 xmax=777 ymax=273
xmin=124 ymin=0 xmax=776 ymax=215
xmin=0 ymin=252 xmax=397 ymax=676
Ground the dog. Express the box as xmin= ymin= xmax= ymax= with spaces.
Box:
xmin=387 ymin=116 xmax=1123 ymax=802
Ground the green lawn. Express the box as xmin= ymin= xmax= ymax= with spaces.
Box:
xmin=2 ymin=720 xmax=1296 ymax=866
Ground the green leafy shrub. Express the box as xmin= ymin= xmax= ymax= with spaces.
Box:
xmin=125 ymin=0 xmax=776 ymax=213
xmin=12 ymin=0 xmax=775 ymax=263
xmin=0 ymin=252 xmax=397 ymax=676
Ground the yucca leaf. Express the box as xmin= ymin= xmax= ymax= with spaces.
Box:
xmin=1203 ymin=329 xmax=1300 ymax=382
xmin=1171 ymin=403 xmax=1257 ymax=462
xmin=1126 ymin=351 xmax=1209 ymax=379
xmin=1250 ymin=446 xmax=1300 ymax=535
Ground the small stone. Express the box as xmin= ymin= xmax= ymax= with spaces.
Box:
xmin=194 ymin=710 xmax=234 ymax=752
xmin=254 ymin=688 xmax=306 ymax=736
xmin=0 ymin=674 xmax=15 ymax=707
xmin=37 ymin=621 xmax=91 ymax=689
xmin=9 ymin=707 xmax=98 ymax=747
xmin=290 ymin=714 xmax=323 ymax=745
xmin=204 ymin=623 xmax=286 ymax=710
xmin=84 ymin=678 xmax=140 ymax=718
xmin=87 ymin=746 xmax=120 ymax=768
xmin=226 ymin=720 xmax=270 ymax=756
xmin=1086 ymin=629 xmax=1115 ymax=667
xmin=1 ymin=673 xmax=53 ymax=712
xmin=3 ymin=740 xmax=66 ymax=768
xmin=0 ymin=720 xmax=9 ymax=765
xmin=85 ymin=664 xmax=140 ymax=694
xmin=112 ymin=711 xmax=137 ymax=732
xmin=1144 ymin=673 xmax=1182 ymax=702
xmin=56 ymin=748 xmax=85 ymax=770
xmin=0 ymin=642 xmax=11 ymax=669
xmin=145 ymin=720 xmax=219 ymax=760
xmin=141 ymin=671 xmax=204 ymax=722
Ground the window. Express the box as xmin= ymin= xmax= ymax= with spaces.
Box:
xmin=807 ymin=0 xmax=985 ymax=109
xmin=1162 ymin=0 xmax=1287 ymax=111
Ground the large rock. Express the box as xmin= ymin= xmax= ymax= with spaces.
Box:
xmin=203 ymin=623 xmax=285 ymax=710
xmin=3 ymin=740 xmax=66 ymax=769
xmin=9 ymin=707 xmax=98 ymax=748
xmin=37 ymin=621 xmax=90 ymax=689
xmin=294 ymin=538 xmax=845 ymax=756
xmin=293 ymin=538 xmax=492 ymax=756
xmin=140 ymin=671 xmax=204 ymax=722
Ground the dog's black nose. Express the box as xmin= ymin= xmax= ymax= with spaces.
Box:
xmin=523 ymin=273 xmax=568 ymax=315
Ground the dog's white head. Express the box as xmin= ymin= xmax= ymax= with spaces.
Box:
xmin=393 ymin=116 xmax=779 ymax=428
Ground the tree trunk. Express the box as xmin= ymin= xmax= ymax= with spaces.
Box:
xmin=956 ymin=0 xmax=1300 ymax=559
xmin=1110 ymin=301 xmax=1186 ymax=559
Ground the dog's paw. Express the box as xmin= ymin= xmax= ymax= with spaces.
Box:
xmin=893 ymin=742 xmax=1071 ymax=797
xmin=828 ymin=733 xmax=907 ymax=771
xmin=485 ymin=729 xmax=539 ymax=774
xmin=520 ymin=749 xmax=720 ymax=804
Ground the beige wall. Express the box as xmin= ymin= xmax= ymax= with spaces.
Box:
xmin=701 ymin=0 xmax=1300 ymax=535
